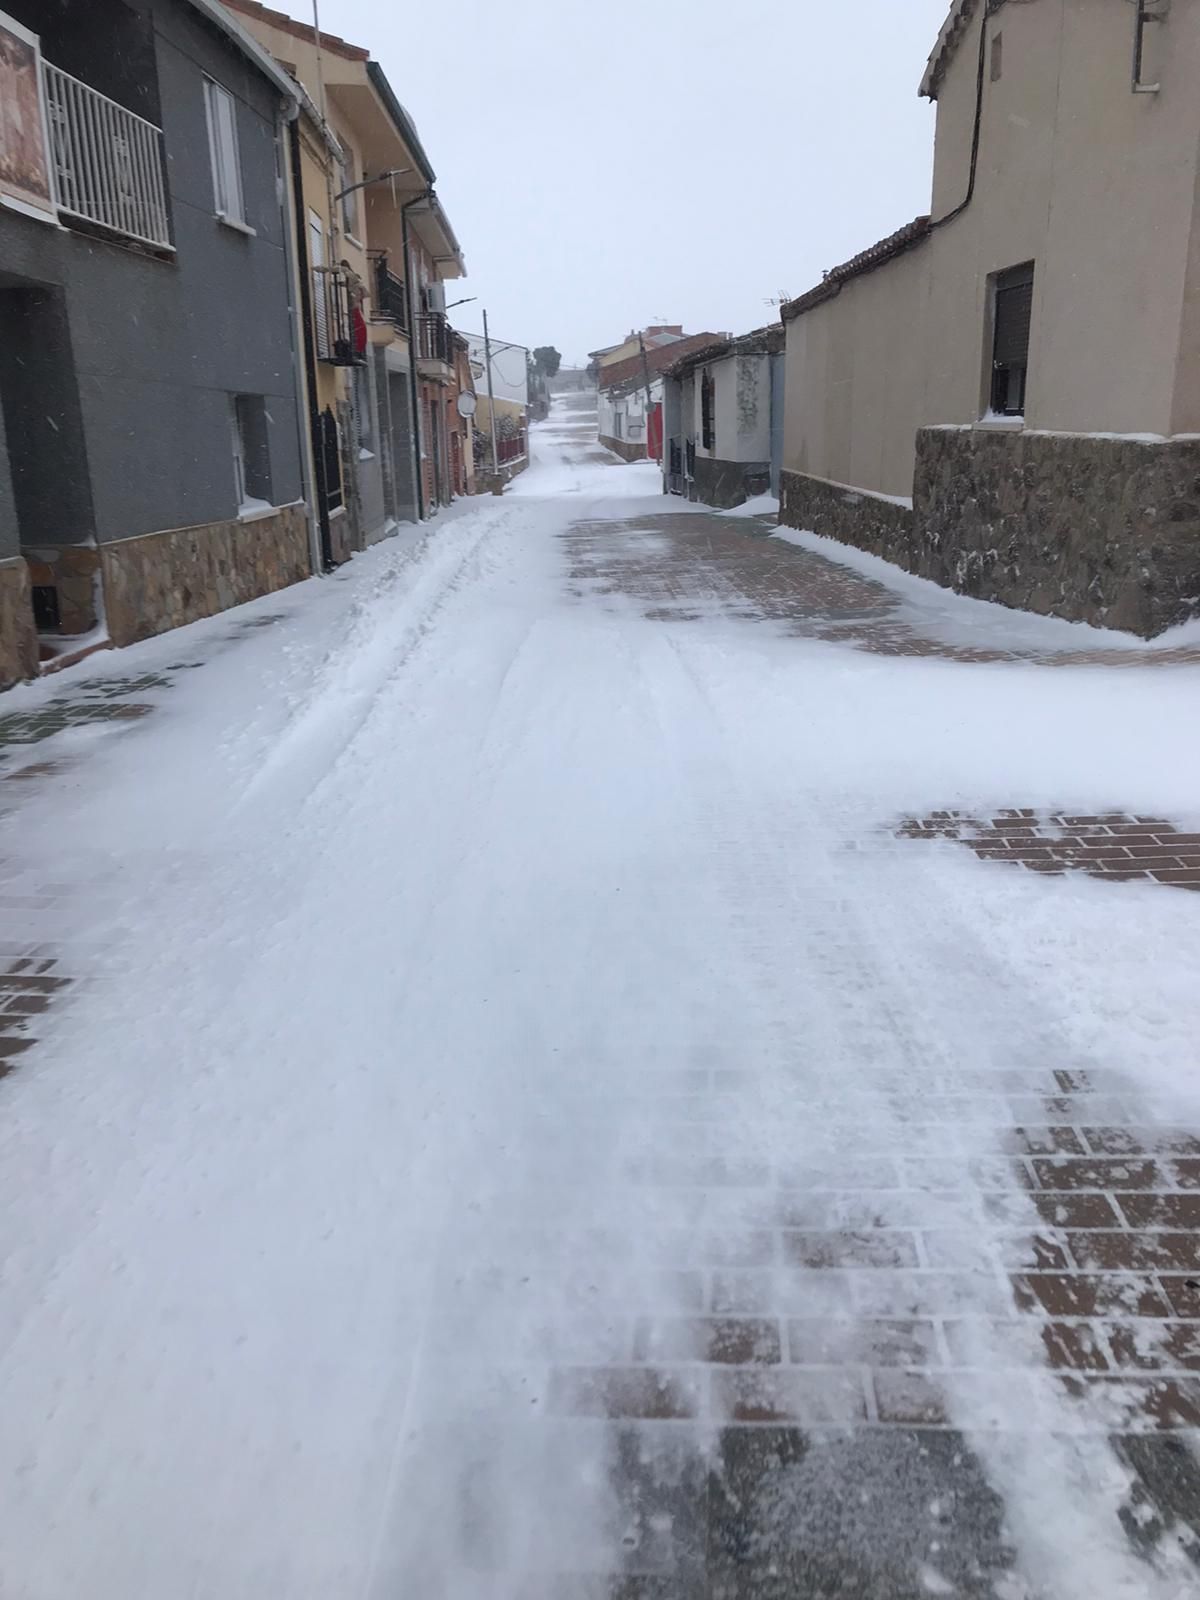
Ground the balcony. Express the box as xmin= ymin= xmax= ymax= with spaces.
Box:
xmin=371 ymin=254 xmax=408 ymax=336
xmin=42 ymin=62 xmax=171 ymax=252
xmin=416 ymin=312 xmax=454 ymax=382
xmin=312 ymin=265 xmax=366 ymax=367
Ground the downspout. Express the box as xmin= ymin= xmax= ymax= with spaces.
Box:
xmin=401 ymin=192 xmax=431 ymax=521
xmin=288 ymin=113 xmax=334 ymax=569
xmin=930 ymin=0 xmax=994 ymax=232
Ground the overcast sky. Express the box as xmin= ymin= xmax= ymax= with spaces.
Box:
xmin=280 ymin=0 xmax=952 ymax=365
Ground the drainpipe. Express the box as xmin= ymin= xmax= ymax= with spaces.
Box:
xmin=401 ymin=191 xmax=431 ymax=521
xmin=287 ymin=113 xmax=334 ymax=569
xmin=930 ymin=0 xmax=993 ymax=232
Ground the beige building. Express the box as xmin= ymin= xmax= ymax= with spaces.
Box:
xmin=224 ymin=0 xmax=466 ymax=538
xmin=781 ymin=0 xmax=1200 ymax=636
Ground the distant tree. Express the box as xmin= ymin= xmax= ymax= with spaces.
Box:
xmin=532 ymin=346 xmax=562 ymax=377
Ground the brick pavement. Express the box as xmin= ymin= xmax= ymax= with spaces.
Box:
xmin=564 ymin=510 xmax=1200 ymax=668
xmin=0 ymin=611 xmax=285 ymax=1087
xmin=541 ymin=506 xmax=1200 ymax=1593
xmin=898 ymin=809 xmax=1200 ymax=891
xmin=5 ymin=504 xmax=1200 ymax=1592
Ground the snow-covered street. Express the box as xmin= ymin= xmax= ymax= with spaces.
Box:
xmin=3 ymin=393 xmax=1200 ymax=1598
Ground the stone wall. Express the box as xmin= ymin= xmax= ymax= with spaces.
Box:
xmin=24 ymin=545 xmax=101 ymax=635
xmin=914 ymin=428 xmax=1200 ymax=637
xmin=779 ymin=469 xmax=915 ymax=567
xmin=0 ymin=559 xmax=38 ymax=688
xmin=690 ymin=455 xmax=771 ymax=510
xmin=600 ymin=434 xmax=648 ymax=464
xmin=100 ymin=502 xmax=311 ymax=648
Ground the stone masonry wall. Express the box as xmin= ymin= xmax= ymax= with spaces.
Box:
xmin=913 ymin=428 xmax=1200 ymax=637
xmin=779 ymin=469 xmax=915 ymax=568
xmin=0 ymin=559 xmax=38 ymax=688
xmin=100 ymin=502 xmax=311 ymax=648
xmin=600 ymin=434 xmax=648 ymax=464
xmin=690 ymin=455 xmax=771 ymax=511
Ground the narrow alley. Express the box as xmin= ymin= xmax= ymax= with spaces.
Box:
xmin=2 ymin=395 xmax=1200 ymax=1599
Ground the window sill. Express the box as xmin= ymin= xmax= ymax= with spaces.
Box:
xmin=217 ymin=212 xmax=257 ymax=238
xmin=0 ymin=193 xmax=64 ymax=227
xmin=343 ymin=233 xmax=366 ymax=252
xmin=238 ymin=501 xmax=278 ymax=522
xmin=358 ymin=447 xmax=375 ymax=462
xmin=974 ymin=414 xmax=1025 ymax=432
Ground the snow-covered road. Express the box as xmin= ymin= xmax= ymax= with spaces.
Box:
xmin=3 ymin=394 xmax=1200 ymax=1598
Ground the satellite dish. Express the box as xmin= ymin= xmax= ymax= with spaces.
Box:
xmin=457 ymin=391 xmax=477 ymax=418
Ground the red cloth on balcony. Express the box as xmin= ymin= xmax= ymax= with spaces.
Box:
xmin=352 ymin=306 xmax=368 ymax=355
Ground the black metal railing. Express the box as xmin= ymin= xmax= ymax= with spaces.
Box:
xmin=417 ymin=311 xmax=453 ymax=366
xmin=372 ymin=254 xmax=408 ymax=334
xmin=312 ymin=266 xmax=365 ymax=366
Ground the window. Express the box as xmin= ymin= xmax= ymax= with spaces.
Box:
xmin=990 ymin=263 xmax=1034 ymax=417
xmin=340 ymin=154 xmax=359 ymax=239
xmin=232 ymin=394 xmax=272 ymax=511
xmin=700 ymin=369 xmax=715 ymax=451
xmin=204 ymin=78 xmax=246 ymax=225
xmin=352 ymin=365 xmax=373 ymax=455
xmin=309 ymin=210 xmax=330 ymax=359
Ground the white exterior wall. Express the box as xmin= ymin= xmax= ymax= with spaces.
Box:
xmin=465 ymin=335 xmax=529 ymax=408
xmin=601 ymin=377 xmax=663 ymax=444
xmin=707 ymin=353 xmax=771 ymax=462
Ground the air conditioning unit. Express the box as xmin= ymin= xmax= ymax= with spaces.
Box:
xmin=425 ymin=282 xmax=446 ymax=314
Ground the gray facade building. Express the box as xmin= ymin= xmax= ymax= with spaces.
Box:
xmin=0 ymin=0 xmax=310 ymax=684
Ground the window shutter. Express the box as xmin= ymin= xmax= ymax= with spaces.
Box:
xmin=993 ymin=269 xmax=1033 ymax=368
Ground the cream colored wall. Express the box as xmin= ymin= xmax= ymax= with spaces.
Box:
xmin=1173 ymin=152 xmax=1200 ymax=435
xmin=783 ymin=239 xmax=931 ymax=499
xmin=925 ymin=0 xmax=1200 ymax=434
xmin=785 ymin=0 xmax=1200 ymax=500
xmin=229 ymin=16 xmax=372 ymax=291
xmin=599 ymin=338 xmax=641 ymax=371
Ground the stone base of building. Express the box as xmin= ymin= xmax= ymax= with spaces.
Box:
xmin=600 ymin=434 xmax=648 ymax=464
xmin=913 ymin=428 xmax=1200 ymax=637
xmin=100 ymin=502 xmax=312 ymax=648
xmin=0 ymin=558 xmax=38 ymax=689
xmin=689 ymin=456 xmax=772 ymax=510
xmin=24 ymin=545 xmax=103 ymax=634
xmin=782 ymin=432 xmax=1200 ymax=639
xmin=779 ymin=468 xmax=915 ymax=569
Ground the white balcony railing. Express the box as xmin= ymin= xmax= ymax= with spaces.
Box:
xmin=42 ymin=62 xmax=171 ymax=251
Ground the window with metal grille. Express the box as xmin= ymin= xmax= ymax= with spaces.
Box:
xmin=352 ymin=366 xmax=373 ymax=453
xmin=700 ymin=369 xmax=715 ymax=451
xmin=990 ymin=263 xmax=1034 ymax=417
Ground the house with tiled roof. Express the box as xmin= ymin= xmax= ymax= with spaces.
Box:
xmin=661 ymin=326 xmax=786 ymax=508
xmin=596 ymin=329 xmax=722 ymax=463
xmin=780 ymin=0 xmax=1200 ymax=638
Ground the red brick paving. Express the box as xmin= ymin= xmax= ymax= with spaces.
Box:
xmin=898 ymin=809 xmax=1200 ymax=891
